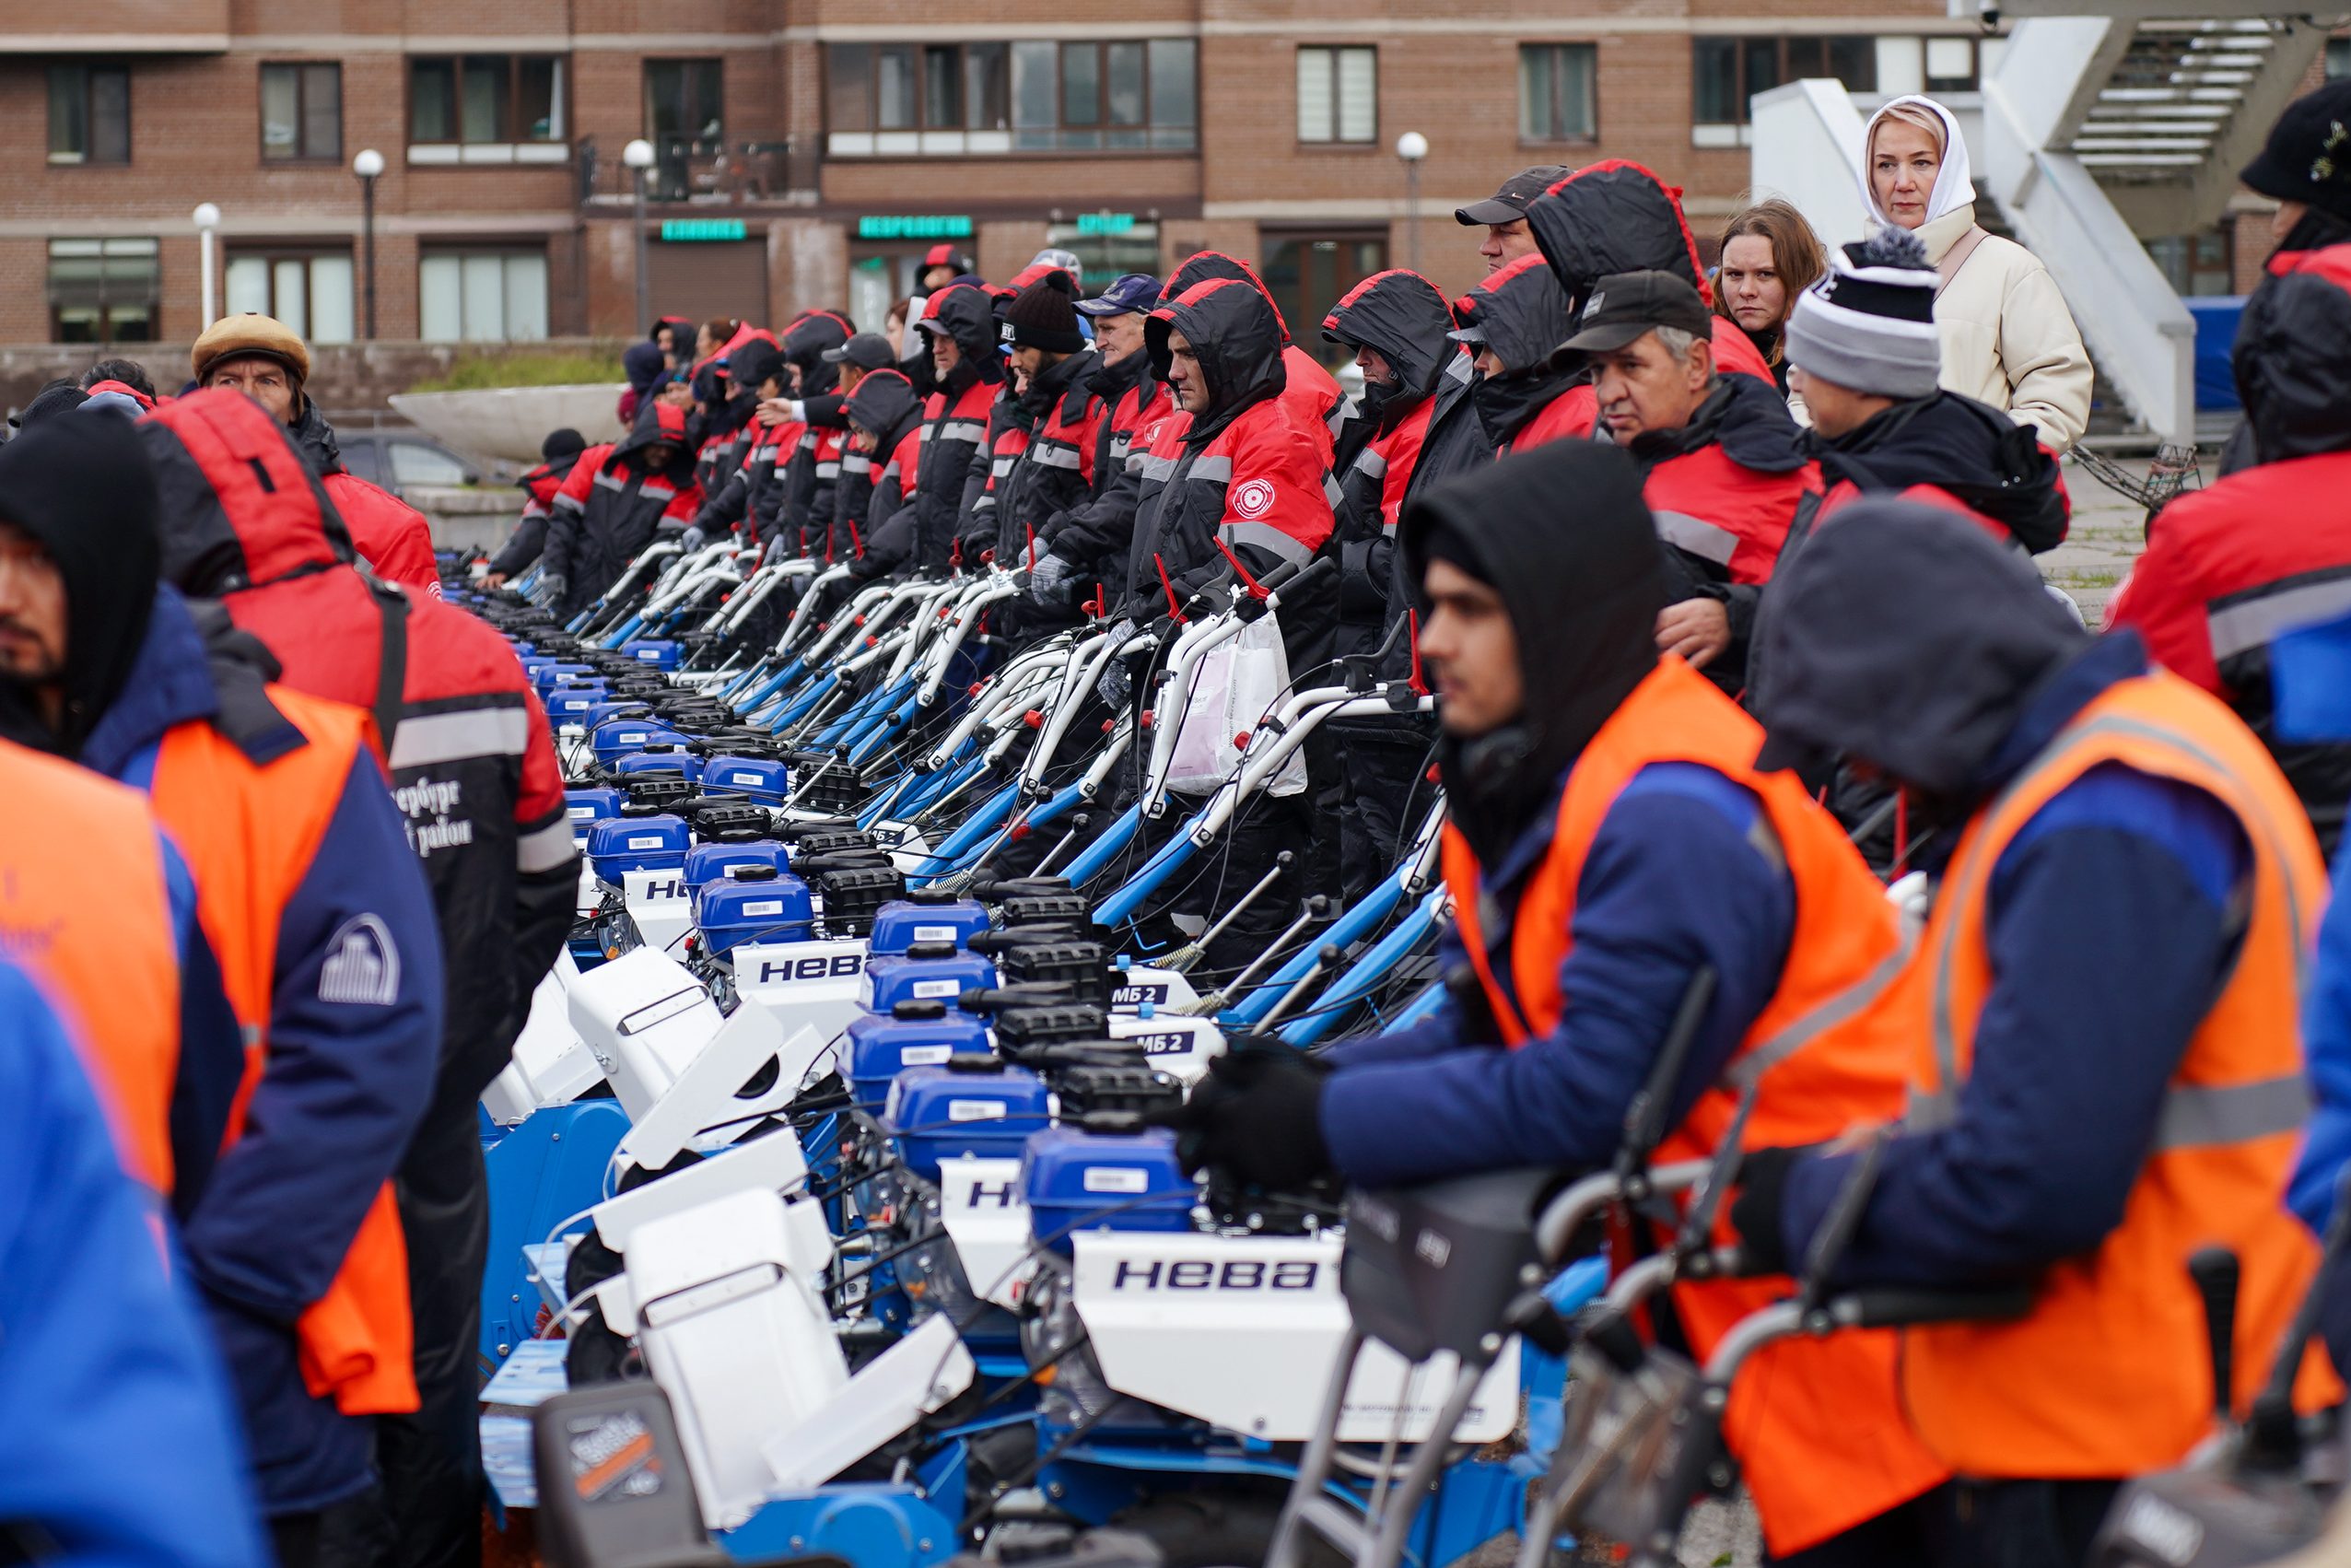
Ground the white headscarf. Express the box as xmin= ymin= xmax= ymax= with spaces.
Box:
xmin=1858 ymin=95 xmax=1976 ymax=228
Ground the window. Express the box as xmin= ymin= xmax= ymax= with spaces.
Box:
xmin=48 ymin=64 xmax=130 ymax=165
xmin=1519 ymin=44 xmax=1597 ymax=142
xmin=262 ymin=64 xmax=341 ymax=161
xmin=1259 ymin=235 xmax=1386 ymax=365
xmin=645 ymin=58 xmax=722 ymax=143
xmin=1297 ymin=46 xmax=1376 ymax=144
xmin=418 ymin=250 xmax=548 ymax=342
xmin=386 ymin=440 xmax=473 ymax=489
xmin=226 ymin=251 xmax=355 ymax=345
xmin=2146 ymin=228 xmax=2235 ymax=297
xmin=410 ymin=55 xmax=564 ymax=159
xmin=1692 ymin=35 xmax=1874 ymax=143
xmin=2332 ymin=37 xmax=2351 ymax=78
xmin=1045 ymin=219 xmax=1161 ymax=287
xmin=826 ymin=40 xmax=1194 ymax=155
xmin=47 ymin=239 xmax=157 ymax=343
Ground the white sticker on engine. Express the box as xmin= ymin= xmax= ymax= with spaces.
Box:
xmin=948 ymin=1099 xmax=1009 ymax=1121
xmin=915 ymin=925 xmax=958 ymax=942
xmin=1082 ymin=1166 xmax=1149 ymax=1194
xmin=743 ymin=900 xmax=785 ymax=917
xmin=731 ymin=772 xmax=765 ymax=786
xmin=627 ymin=835 xmax=664 ymax=849
xmin=901 ymin=1045 xmax=953 ymax=1066
xmin=911 ymin=978 xmax=961 ymax=999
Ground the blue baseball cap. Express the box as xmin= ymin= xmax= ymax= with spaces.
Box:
xmin=1076 ymin=274 xmax=1163 ymax=319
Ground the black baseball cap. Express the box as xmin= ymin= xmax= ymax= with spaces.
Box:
xmin=822 ymin=332 xmax=896 ymax=370
xmin=1561 ymin=270 xmax=1715 ymax=355
xmin=1456 ymin=165 xmax=1573 ymax=227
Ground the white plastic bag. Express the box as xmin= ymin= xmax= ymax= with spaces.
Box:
xmin=1160 ymin=610 xmax=1309 ymax=798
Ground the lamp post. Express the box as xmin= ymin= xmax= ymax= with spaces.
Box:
xmin=352 ymin=148 xmax=384 ymax=338
xmin=1395 ymin=132 xmax=1429 ymax=277
xmin=192 ymin=203 xmax=221 ymax=331
xmin=625 ymin=138 xmax=657 ymax=333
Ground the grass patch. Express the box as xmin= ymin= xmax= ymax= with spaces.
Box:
xmin=406 ymin=346 xmax=628 ymax=393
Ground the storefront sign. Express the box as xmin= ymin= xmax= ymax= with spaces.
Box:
xmin=1076 ymin=212 xmax=1137 ymax=235
xmin=661 ymin=219 xmax=748 ymax=242
xmin=857 ymin=215 xmax=975 ymax=240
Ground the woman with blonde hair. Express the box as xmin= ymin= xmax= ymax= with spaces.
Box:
xmin=1861 ymin=94 xmax=2093 ymax=451
xmin=1714 ymin=199 xmax=1828 ymax=395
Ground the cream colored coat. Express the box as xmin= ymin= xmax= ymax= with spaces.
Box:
xmin=1912 ymin=205 xmax=2094 ymax=453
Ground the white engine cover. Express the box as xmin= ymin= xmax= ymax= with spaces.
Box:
xmin=630 ymin=1188 xmax=848 ymax=1532
xmin=936 ymin=1155 xmax=1037 ymax=1308
xmin=1104 ymin=1013 xmax=1225 ymax=1087
xmin=622 ymin=867 xmax=696 ymax=961
xmin=567 ymin=947 xmax=724 ymax=1120
xmin=480 ymin=957 xmax=600 ymax=1125
xmin=1071 ymin=1231 xmax=1519 ymax=1445
xmin=1110 ymin=965 xmax=1199 ymax=1013
xmin=730 ymin=937 xmax=871 ymax=1071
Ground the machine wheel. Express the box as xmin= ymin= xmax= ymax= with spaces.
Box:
xmin=1107 ymin=1491 xmax=1345 ymax=1568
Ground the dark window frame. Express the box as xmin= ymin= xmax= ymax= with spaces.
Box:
xmin=823 ymin=39 xmax=1197 ymax=153
xmin=642 ymin=57 xmax=724 ymax=145
xmin=222 ymin=245 xmax=357 ymax=341
xmin=408 ymin=53 xmax=567 ymax=147
xmin=46 ymin=237 xmax=158 ymax=345
xmin=1691 ymin=35 xmax=1877 ymax=127
xmin=47 ymin=62 xmax=131 ymax=166
xmin=1518 ymin=42 xmax=1599 ymax=145
xmin=260 ymin=62 xmax=343 ymax=163
xmin=1295 ymin=44 xmax=1378 ymax=146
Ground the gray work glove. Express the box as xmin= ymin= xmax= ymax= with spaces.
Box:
xmin=680 ymin=525 xmax=709 ymax=553
xmin=536 ymin=574 xmax=567 ymax=607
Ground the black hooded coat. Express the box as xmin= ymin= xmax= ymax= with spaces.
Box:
xmin=913 ymin=285 xmax=1005 ymax=572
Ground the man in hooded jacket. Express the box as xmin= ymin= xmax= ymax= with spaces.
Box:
xmin=911 ymin=284 xmax=1006 ymax=573
xmin=1157 ymin=442 xmax=1952 ymax=1562
xmin=841 ymin=369 xmax=927 ymax=581
xmin=1025 ymin=274 xmax=1170 ymax=608
xmin=192 ymin=314 xmax=442 ymax=597
xmin=481 ymin=428 xmax=588 ymax=588
xmin=685 ymin=340 xmax=796 ymax=555
xmin=0 ymin=413 xmax=442 ymax=1563
xmin=1320 ymin=267 xmax=1457 ymax=898
xmin=1160 ymin=251 xmax=1342 ymax=451
xmin=142 ymin=390 xmax=578 ymax=1568
xmin=777 ymin=311 xmax=855 ymax=556
xmin=2105 ymin=143 xmax=2351 ymax=856
xmin=1732 ymin=499 xmax=2328 ymax=1566
xmin=541 ymin=400 xmax=704 ymax=620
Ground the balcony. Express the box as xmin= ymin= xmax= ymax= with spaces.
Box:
xmin=577 ymin=135 xmax=821 ymax=210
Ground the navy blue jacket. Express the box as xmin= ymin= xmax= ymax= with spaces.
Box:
xmin=0 ymin=957 xmax=270 ymax=1568
xmin=86 ymin=589 xmax=444 ymax=1515
xmin=1776 ymin=638 xmax=2252 ymax=1288
xmin=1320 ymin=761 xmax=1795 ymax=1188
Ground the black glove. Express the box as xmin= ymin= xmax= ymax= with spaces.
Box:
xmin=1726 ymin=1145 xmax=1802 ymax=1278
xmin=1149 ymin=1044 xmax=1335 ymax=1191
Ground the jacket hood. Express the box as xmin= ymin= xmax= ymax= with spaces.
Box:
xmin=783 ymin=310 xmax=854 ymax=398
xmin=1628 ymin=372 xmax=1810 ymax=474
xmin=920 ymin=285 xmax=1006 ymax=367
xmin=2234 ymin=242 xmax=2351 ymax=464
xmin=1454 ymin=254 xmax=1573 ymax=374
xmin=1750 ymin=496 xmax=2087 ymax=797
xmin=1322 ymin=268 xmax=1456 ymax=404
xmin=1164 ymin=252 xmax=1295 ymax=345
xmin=845 ymin=369 xmax=922 ymax=449
xmin=1146 ymin=277 xmax=1289 ymax=442
xmin=611 ymin=399 xmax=699 ymax=479
xmin=1814 ymin=390 xmax=2069 ymax=551
xmin=1523 ymin=160 xmax=1712 ymax=311
xmin=1401 ymin=440 xmax=1667 ymax=864
xmin=140 ymin=389 xmax=357 ymax=597
xmin=286 ymin=395 xmax=345 ymax=477
xmin=694 ymin=321 xmax=777 ymax=379
xmin=1860 ymin=95 xmax=1976 ymax=230
xmin=0 ymin=413 xmax=167 ymax=758
xmin=623 ymin=340 xmax=669 ymax=396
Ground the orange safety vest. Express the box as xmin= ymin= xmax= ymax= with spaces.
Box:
xmin=1896 ymin=670 xmax=2333 ymax=1478
xmin=0 ymin=738 xmax=182 ymax=1189
xmin=1442 ymin=657 xmax=1947 ymax=1555
xmin=150 ymin=686 xmax=419 ymax=1418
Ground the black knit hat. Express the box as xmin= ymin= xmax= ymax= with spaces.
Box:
xmin=542 ymin=427 xmax=587 ymax=463
xmin=1000 ymin=271 xmax=1085 ymax=354
xmin=2242 ymin=80 xmax=2351 ymax=227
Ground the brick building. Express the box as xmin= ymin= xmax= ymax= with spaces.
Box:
xmin=0 ymin=0 xmax=2310 ymax=369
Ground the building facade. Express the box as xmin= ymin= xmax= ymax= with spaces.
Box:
xmin=0 ymin=0 xmax=2290 ymax=369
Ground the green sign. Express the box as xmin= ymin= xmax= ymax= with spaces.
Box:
xmin=661 ymin=218 xmax=747 ymax=242
xmin=1076 ymin=212 xmax=1137 ymax=235
xmin=858 ymin=215 xmax=974 ymax=240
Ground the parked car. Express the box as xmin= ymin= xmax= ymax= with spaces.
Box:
xmin=332 ymin=430 xmax=486 ymax=499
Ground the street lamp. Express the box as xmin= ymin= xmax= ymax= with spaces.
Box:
xmin=1395 ymin=132 xmax=1429 ymax=278
xmin=352 ymin=148 xmax=385 ymax=338
xmin=624 ymin=138 xmax=657 ymax=333
xmin=192 ymin=203 xmax=221 ymax=331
